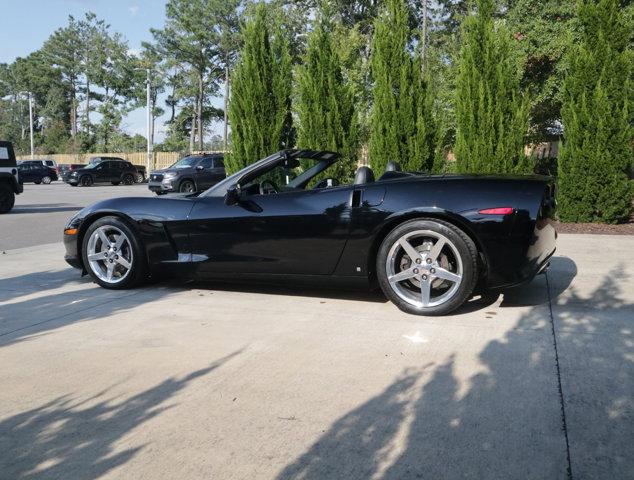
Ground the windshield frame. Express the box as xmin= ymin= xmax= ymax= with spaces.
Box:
xmin=201 ymin=150 xmax=341 ymax=197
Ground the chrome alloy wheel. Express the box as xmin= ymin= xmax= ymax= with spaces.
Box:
xmin=385 ymin=230 xmax=463 ymax=308
xmin=86 ymin=225 xmax=134 ymax=284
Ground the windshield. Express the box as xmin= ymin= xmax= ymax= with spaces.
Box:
xmin=170 ymin=156 xmax=201 ymax=169
xmin=82 ymin=163 xmax=97 ymax=169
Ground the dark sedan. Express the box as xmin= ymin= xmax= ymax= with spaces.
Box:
xmin=148 ymin=153 xmax=225 ymax=194
xmin=63 ymin=149 xmax=556 ymax=316
xmin=17 ymin=162 xmax=58 ymax=184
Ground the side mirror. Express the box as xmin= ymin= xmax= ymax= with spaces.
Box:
xmin=195 ymin=165 xmax=204 ymax=171
xmin=224 ymin=184 xmax=241 ymax=206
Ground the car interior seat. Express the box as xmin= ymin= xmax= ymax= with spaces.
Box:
xmin=354 ymin=166 xmax=375 ymax=185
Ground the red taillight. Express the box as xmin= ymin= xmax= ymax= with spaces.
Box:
xmin=478 ymin=207 xmax=514 ymax=215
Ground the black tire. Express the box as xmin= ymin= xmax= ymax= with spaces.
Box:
xmin=179 ymin=179 xmax=195 ymax=193
xmin=111 ymin=181 xmax=121 ymax=186
xmin=122 ymin=174 xmax=135 ymax=185
xmin=42 ymin=176 xmax=52 ymax=184
xmin=0 ymin=184 xmax=15 ymax=214
xmin=34 ymin=180 xmax=42 ymax=185
xmin=80 ymin=175 xmax=93 ymax=187
xmin=81 ymin=215 xmax=147 ymax=289
xmin=376 ymin=218 xmax=479 ymax=316
xmin=135 ymin=172 xmax=145 ymax=183
xmin=155 ymin=191 xmax=168 ymax=196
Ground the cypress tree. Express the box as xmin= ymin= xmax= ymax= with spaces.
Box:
xmin=558 ymin=0 xmax=632 ymax=223
xmin=295 ymin=11 xmax=359 ymax=182
xmin=454 ymin=0 xmax=529 ymax=174
xmin=369 ymin=0 xmax=437 ymax=174
xmin=226 ymin=3 xmax=293 ymax=174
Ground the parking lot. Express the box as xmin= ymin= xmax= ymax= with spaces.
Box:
xmin=1 ymin=183 xmax=632 ymax=479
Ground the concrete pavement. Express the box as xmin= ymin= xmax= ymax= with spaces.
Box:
xmin=0 ymin=234 xmax=632 ymax=479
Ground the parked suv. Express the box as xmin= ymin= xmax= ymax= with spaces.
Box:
xmin=148 ymin=153 xmax=225 ymax=194
xmin=17 ymin=161 xmax=59 ymax=184
xmin=89 ymin=156 xmax=147 ymax=183
xmin=66 ymin=160 xmax=138 ymax=187
xmin=0 ymin=141 xmax=23 ymax=214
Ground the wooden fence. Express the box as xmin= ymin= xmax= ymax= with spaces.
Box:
xmin=16 ymin=152 xmax=184 ymax=171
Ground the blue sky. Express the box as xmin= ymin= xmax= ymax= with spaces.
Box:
xmin=0 ymin=0 xmax=222 ymax=142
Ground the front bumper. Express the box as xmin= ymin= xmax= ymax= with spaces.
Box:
xmin=148 ymin=179 xmax=176 ymax=193
xmin=63 ymin=231 xmax=82 ymax=269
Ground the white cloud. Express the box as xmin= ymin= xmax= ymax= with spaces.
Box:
xmin=128 ymin=5 xmax=140 ymax=16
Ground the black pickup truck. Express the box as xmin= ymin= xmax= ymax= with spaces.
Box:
xmin=0 ymin=141 xmax=23 ymax=213
xmin=89 ymin=156 xmax=147 ymax=183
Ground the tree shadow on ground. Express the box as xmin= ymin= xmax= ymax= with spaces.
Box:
xmin=278 ymin=260 xmax=632 ymax=479
xmin=0 ymin=350 xmax=243 ymax=479
xmin=0 ymin=269 xmax=185 ymax=348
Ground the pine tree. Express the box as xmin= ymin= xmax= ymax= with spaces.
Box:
xmin=295 ymin=11 xmax=359 ymax=183
xmin=227 ymin=3 xmax=293 ymax=174
xmin=454 ymin=0 xmax=529 ymax=173
xmin=557 ymin=0 xmax=632 ymax=223
xmin=369 ymin=0 xmax=437 ymax=174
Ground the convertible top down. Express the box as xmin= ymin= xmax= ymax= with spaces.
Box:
xmin=63 ymin=149 xmax=557 ymax=315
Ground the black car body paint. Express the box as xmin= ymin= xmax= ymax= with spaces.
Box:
xmin=64 ymin=150 xmax=556 ymax=291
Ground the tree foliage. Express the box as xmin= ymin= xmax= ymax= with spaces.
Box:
xmin=557 ymin=0 xmax=632 ymax=223
xmin=369 ymin=0 xmax=438 ymax=174
xmin=226 ymin=3 xmax=293 ymax=174
xmin=295 ymin=9 xmax=359 ymax=182
xmin=454 ymin=0 xmax=529 ymax=173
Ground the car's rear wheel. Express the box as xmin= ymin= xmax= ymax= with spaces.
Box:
xmin=122 ymin=174 xmax=135 ymax=185
xmin=82 ymin=216 xmax=146 ymax=289
xmin=179 ymin=180 xmax=195 ymax=193
xmin=0 ymin=184 xmax=15 ymax=214
xmin=111 ymin=181 xmax=120 ymax=186
xmin=376 ymin=219 xmax=478 ymax=316
xmin=80 ymin=175 xmax=93 ymax=187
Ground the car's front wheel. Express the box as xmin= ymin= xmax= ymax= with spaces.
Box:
xmin=80 ymin=175 xmax=93 ymax=187
xmin=81 ymin=216 xmax=146 ymax=289
xmin=135 ymin=172 xmax=145 ymax=183
xmin=42 ymin=176 xmax=52 ymax=184
xmin=179 ymin=180 xmax=195 ymax=193
xmin=376 ymin=218 xmax=478 ymax=316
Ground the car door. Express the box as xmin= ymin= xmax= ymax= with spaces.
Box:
xmin=18 ymin=164 xmax=33 ymax=182
xmin=95 ymin=161 xmax=112 ymax=182
xmin=194 ymin=157 xmax=215 ymax=190
xmin=187 ymin=185 xmax=354 ymax=276
xmin=211 ymin=157 xmax=226 ymax=184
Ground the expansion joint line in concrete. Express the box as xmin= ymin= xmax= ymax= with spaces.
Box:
xmin=546 ymin=272 xmax=573 ymax=480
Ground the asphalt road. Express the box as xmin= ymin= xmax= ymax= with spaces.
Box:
xmin=0 ymin=185 xmax=632 ymax=479
xmin=0 ymin=182 xmax=154 ymax=250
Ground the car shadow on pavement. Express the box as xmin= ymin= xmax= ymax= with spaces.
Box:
xmin=276 ymin=261 xmax=632 ymax=480
xmin=0 ymin=349 xmax=243 ymax=479
xmin=10 ymin=205 xmax=82 ymax=214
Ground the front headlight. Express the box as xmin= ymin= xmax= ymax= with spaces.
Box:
xmin=163 ymin=172 xmax=177 ymax=179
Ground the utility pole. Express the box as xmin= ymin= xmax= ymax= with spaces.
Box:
xmin=28 ymin=92 xmax=34 ymax=159
xmin=146 ymin=68 xmax=152 ymax=173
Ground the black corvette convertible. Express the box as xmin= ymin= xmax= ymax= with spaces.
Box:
xmin=63 ymin=149 xmax=557 ymax=315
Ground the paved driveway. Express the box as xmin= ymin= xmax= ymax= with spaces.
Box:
xmin=0 ymin=193 xmax=632 ymax=479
